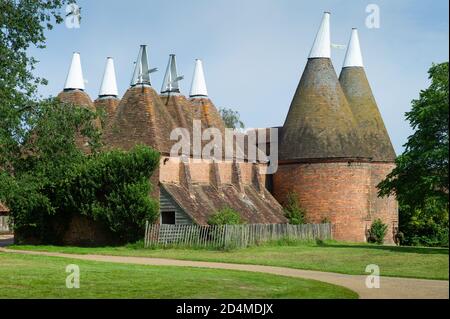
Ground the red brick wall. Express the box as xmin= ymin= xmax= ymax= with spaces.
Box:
xmin=273 ymin=161 xmax=398 ymax=243
xmin=369 ymin=163 xmax=398 ymax=243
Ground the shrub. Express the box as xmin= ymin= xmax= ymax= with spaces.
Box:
xmin=208 ymin=207 xmax=242 ymax=225
xmin=283 ymin=192 xmax=307 ymax=225
xmin=368 ymin=219 xmax=388 ymax=244
xmin=2 ymin=145 xmax=160 ymax=244
xmin=397 ymin=202 xmax=449 ymax=247
xmin=58 ymin=145 xmax=160 ymax=243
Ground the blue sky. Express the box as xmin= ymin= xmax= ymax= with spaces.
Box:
xmin=31 ymin=0 xmax=449 ymax=154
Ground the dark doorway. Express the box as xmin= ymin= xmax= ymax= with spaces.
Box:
xmin=161 ymin=211 xmax=176 ymax=225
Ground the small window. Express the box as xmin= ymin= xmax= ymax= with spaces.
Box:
xmin=161 ymin=211 xmax=176 ymax=225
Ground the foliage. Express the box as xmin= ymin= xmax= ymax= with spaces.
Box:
xmin=59 ymin=145 xmax=160 ymax=243
xmin=378 ymin=62 xmax=449 ymax=247
xmin=1 ymin=2 xmax=82 ymax=237
xmin=0 ymin=0 xmax=162 ymax=245
xmin=0 ymin=98 xmax=159 ymax=244
xmin=1 ymin=141 xmax=160 ymax=244
xmin=0 ymin=98 xmax=102 ymax=242
xmin=219 ymin=107 xmax=245 ymax=129
xmin=398 ymin=202 xmax=448 ymax=247
xmin=283 ymin=192 xmax=307 ymax=225
xmin=208 ymin=207 xmax=243 ymax=225
xmin=0 ymin=0 xmax=76 ymax=172
xmin=367 ymin=219 xmax=388 ymax=244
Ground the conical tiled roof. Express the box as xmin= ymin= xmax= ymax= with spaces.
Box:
xmin=280 ymin=13 xmax=367 ymax=161
xmin=57 ymin=89 xmax=101 ymax=128
xmin=339 ymin=30 xmax=396 ymax=162
xmin=95 ymin=96 xmax=120 ymax=129
xmin=57 ymin=89 xmax=95 ymax=110
xmin=160 ymin=94 xmax=194 ymax=156
xmin=190 ymin=97 xmax=225 ymax=133
xmin=57 ymin=90 xmax=102 ymax=150
xmin=160 ymin=95 xmax=193 ymax=129
xmin=280 ymin=58 xmax=366 ymax=160
xmin=104 ymin=85 xmax=177 ymax=154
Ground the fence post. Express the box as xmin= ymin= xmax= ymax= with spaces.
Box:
xmin=144 ymin=220 xmax=148 ymax=248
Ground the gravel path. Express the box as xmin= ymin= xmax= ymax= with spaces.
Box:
xmin=1 ymin=246 xmax=448 ymax=299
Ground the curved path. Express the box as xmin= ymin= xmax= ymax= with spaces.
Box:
xmin=1 ymin=247 xmax=448 ymax=299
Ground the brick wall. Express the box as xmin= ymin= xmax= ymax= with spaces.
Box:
xmin=217 ymin=162 xmax=232 ymax=184
xmin=273 ymin=161 xmax=398 ymax=243
xmin=239 ymin=162 xmax=253 ymax=185
xmin=159 ymin=157 xmax=267 ymax=187
xmin=369 ymin=163 xmax=399 ymax=243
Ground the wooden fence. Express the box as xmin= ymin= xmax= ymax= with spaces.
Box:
xmin=0 ymin=216 xmax=11 ymax=233
xmin=144 ymin=223 xmax=332 ymax=249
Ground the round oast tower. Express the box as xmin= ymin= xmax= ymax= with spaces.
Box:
xmin=95 ymin=57 xmax=120 ymax=129
xmin=58 ymin=52 xmax=101 ymax=151
xmin=273 ymin=12 xmax=384 ymax=243
xmin=339 ymin=29 xmax=398 ymax=243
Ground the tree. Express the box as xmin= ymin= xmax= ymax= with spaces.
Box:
xmin=1 ymin=0 xmax=76 ymax=172
xmin=0 ymin=98 xmax=98 ymax=241
xmin=219 ymin=107 xmax=245 ymax=129
xmin=1 ymin=141 xmax=160 ymax=244
xmin=56 ymin=145 xmax=160 ymax=243
xmin=283 ymin=192 xmax=307 ymax=225
xmin=378 ymin=62 xmax=449 ymax=246
xmin=0 ymin=1 xmax=160 ymax=245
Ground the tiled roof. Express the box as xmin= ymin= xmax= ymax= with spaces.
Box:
xmin=162 ymin=183 xmax=287 ymax=225
xmin=280 ymin=58 xmax=368 ymax=161
xmin=339 ymin=67 xmax=396 ymax=162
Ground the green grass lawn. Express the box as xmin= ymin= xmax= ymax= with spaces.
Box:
xmin=11 ymin=241 xmax=449 ymax=280
xmin=0 ymin=252 xmax=357 ymax=299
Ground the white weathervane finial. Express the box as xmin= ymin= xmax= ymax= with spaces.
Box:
xmin=99 ymin=57 xmax=119 ymax=97
xmin=189 ymin=59 xmax=208 ymax=98
xmin=130 ymin=45 xmax=157 ymax=86
xmin=161 ymin=54 xmax=184 ymax=94
xmin=343 ymin=28 xmax=364 ymax=68
xmin=64 ymin=52 xmax=85 ymax=91
xmin=309 ymin=12 xmax=331 ymax=59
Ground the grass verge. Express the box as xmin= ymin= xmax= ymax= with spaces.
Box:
xmin=9 ymin=240 xmax=449 ymax=280
xmin=0 ymin=252 xmax=357 ymax=299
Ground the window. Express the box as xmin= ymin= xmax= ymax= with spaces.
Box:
xmin=161 ymin=211 xmax=176 ymax=225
